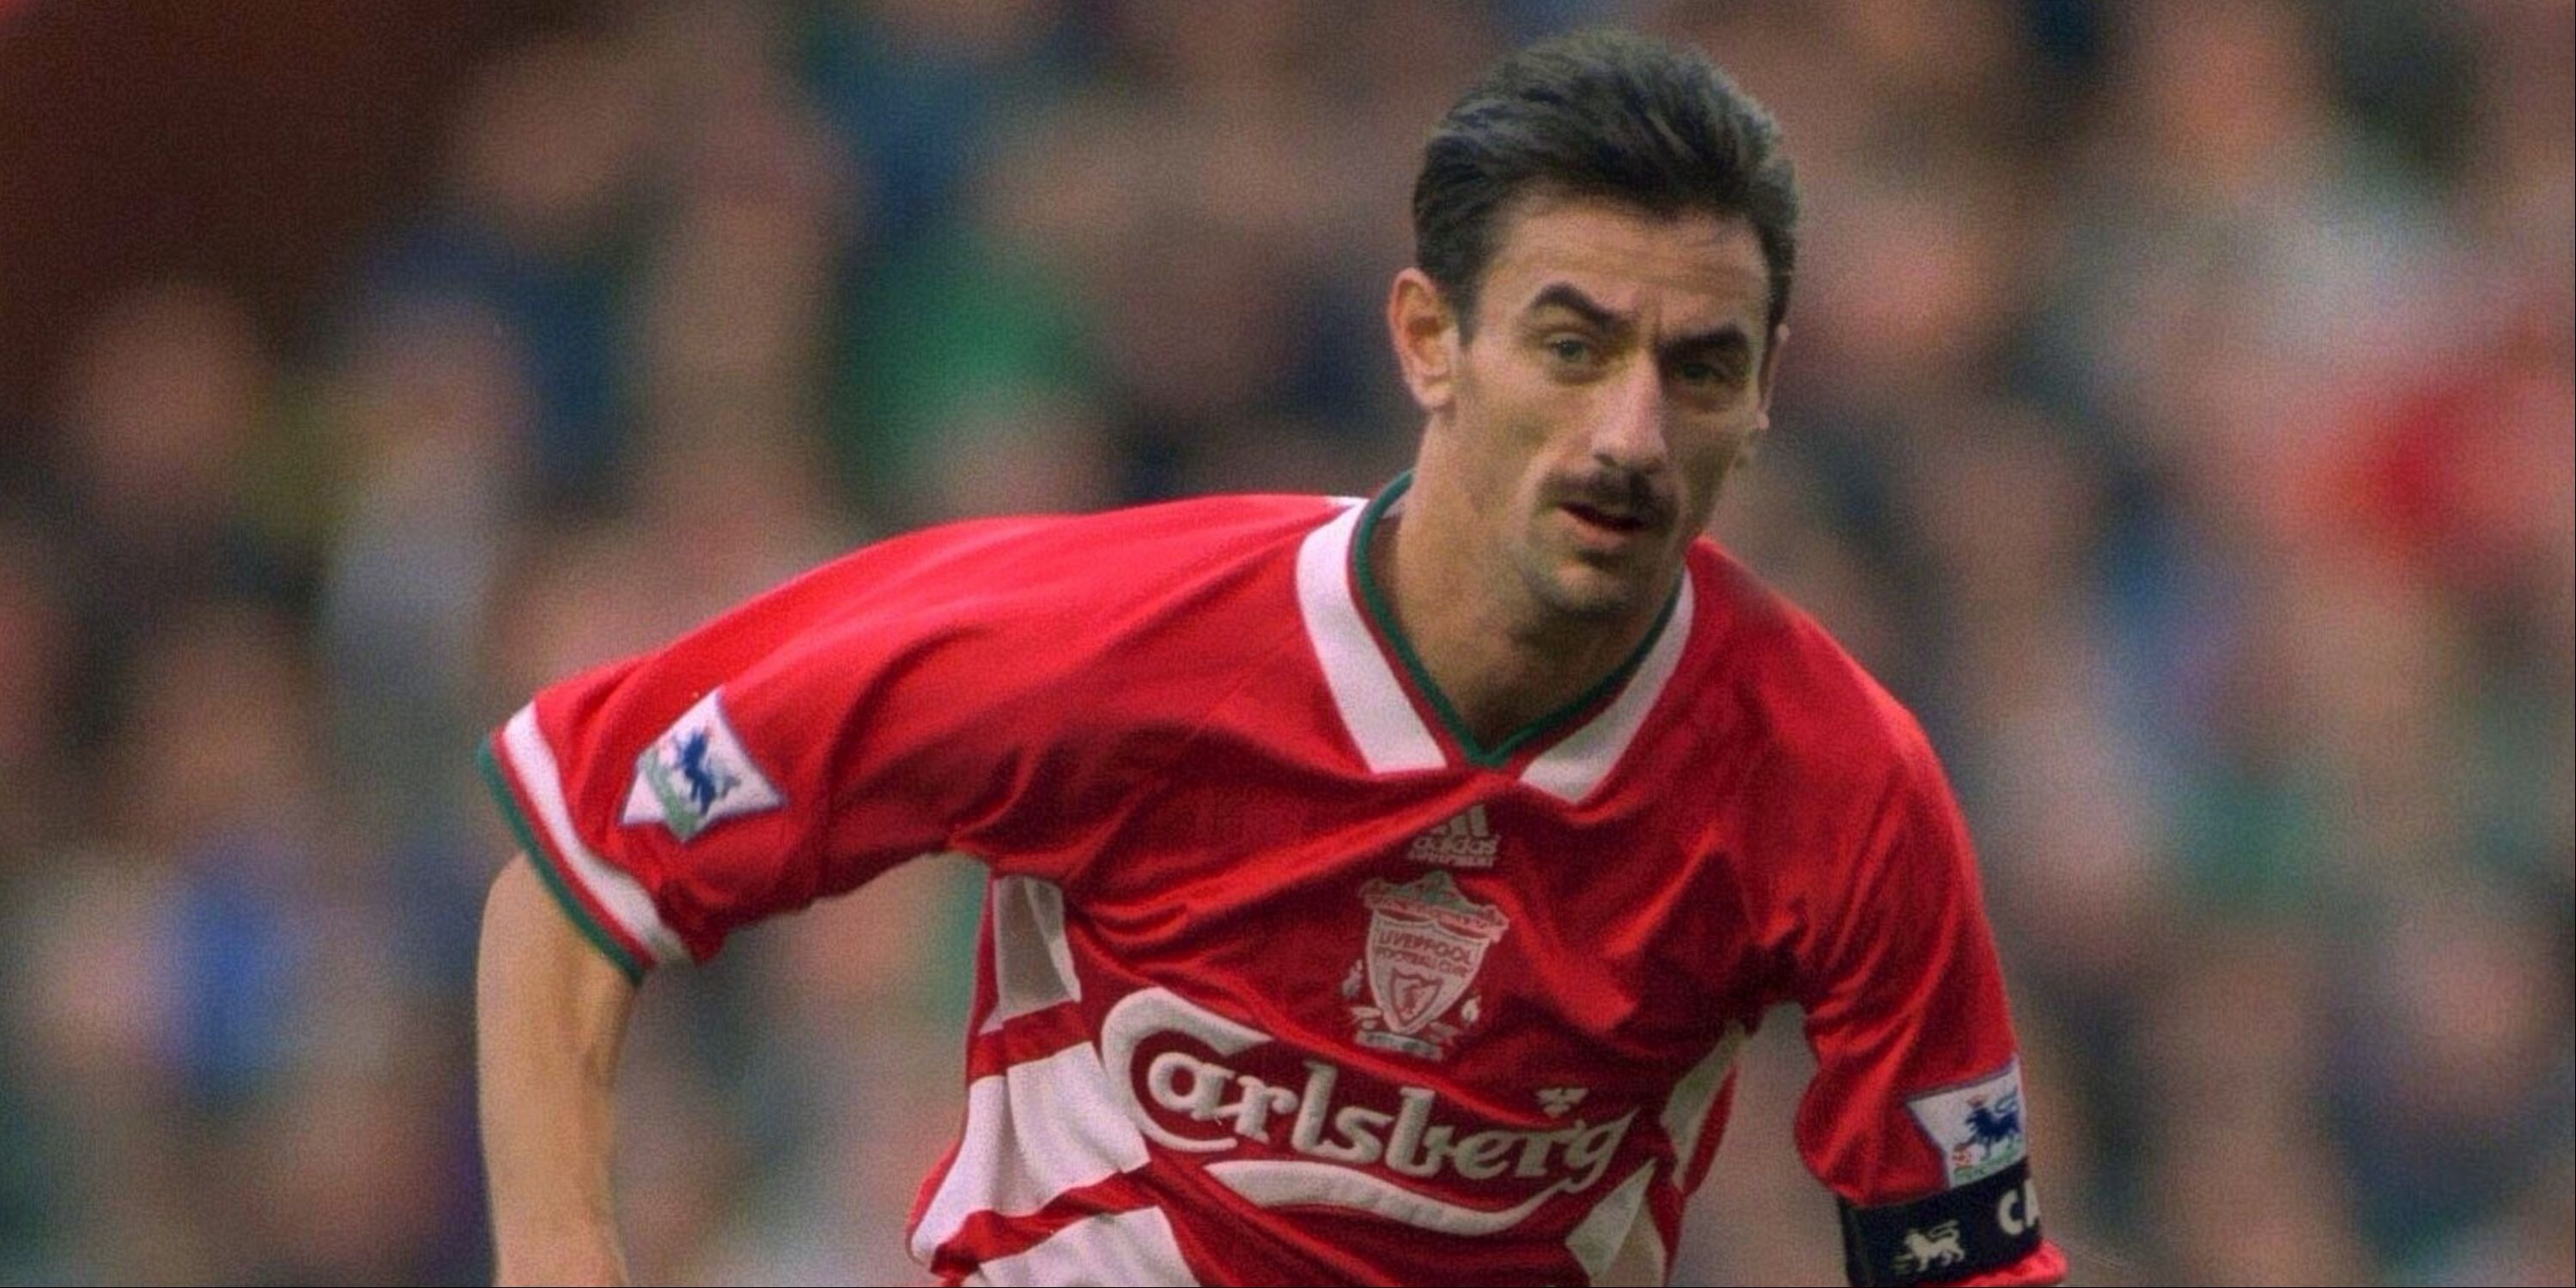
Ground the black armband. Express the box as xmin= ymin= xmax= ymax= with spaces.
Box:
xmin=1838 ymin=1159 xmax=2042 ymax=1286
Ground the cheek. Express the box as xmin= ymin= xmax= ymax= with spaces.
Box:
xmin=1455 ymin=364 xmax=1571 ymax=465
xmin=1678 ymin=417 xmax=1757 ymax=489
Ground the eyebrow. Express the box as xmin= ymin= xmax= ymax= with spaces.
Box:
xmin=1524 ymin=282 xmax=1753 ymax=363
xmin=1527 ymin=283 xmax=1631 ymax=336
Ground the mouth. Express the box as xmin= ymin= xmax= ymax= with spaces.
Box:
xmin=1560 ymin=501 xmax=1651 ymax=538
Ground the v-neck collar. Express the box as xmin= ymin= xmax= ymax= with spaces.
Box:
xmin=1292 ymin=474 xmax=1697 ymax=799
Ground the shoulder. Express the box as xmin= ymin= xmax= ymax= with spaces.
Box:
xmin=842 ymin=493 xmax=1340 ymax=582
xmin=793 ymin=494 xmax=1341 ymax=621
xmin=1685 ymin=540 xmax=1943 ymax=809
xmin=1686 ymin=544 xmax=1978 ymax=976
xmin=756 ymin=494 xmax=1346 ymax=693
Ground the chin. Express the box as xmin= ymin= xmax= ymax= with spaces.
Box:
xmin=1528 ymin=564 xmax=1655 ymax=623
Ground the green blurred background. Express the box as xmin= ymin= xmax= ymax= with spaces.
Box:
xmin=0 ymin=2 xmax=2567 ymax=1283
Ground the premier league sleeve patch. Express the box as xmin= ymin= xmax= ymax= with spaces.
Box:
xmin=1904 ymin=1060 xmax=2028 ymax=1187
xmin=621 ymin=690 xmax=785 ymax=842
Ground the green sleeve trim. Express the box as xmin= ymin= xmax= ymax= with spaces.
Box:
xmin=478 ymin=741 xmax=649 ymax=985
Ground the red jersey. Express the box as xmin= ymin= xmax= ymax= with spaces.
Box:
xmin=483 ymin=478 xmax=2066 ymax=1286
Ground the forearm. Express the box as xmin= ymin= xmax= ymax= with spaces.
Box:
xmin=477 ymin=853 xmax=641 ymax=1285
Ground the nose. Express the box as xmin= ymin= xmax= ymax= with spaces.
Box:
xmin=1589 ymin=361 xmax=1670 ymax=475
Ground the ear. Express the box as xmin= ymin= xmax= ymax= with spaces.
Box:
xmin=1387 ymin=268 xmax=1461 ymax=414
xmin=1752 ymin=323 xmax=1789 ymax=431
xmin=1739 ymin=324 xmax=1789 ymax=468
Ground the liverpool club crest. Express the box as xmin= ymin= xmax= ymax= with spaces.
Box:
xmin=1343 ymin=871 xmax=1509 ymax=1060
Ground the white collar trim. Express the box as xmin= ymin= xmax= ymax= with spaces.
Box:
xmin=1294 ymin=496 xmax=1698 ymax=799
xmin=1295 ymin=501 xmax=1445 ymax=774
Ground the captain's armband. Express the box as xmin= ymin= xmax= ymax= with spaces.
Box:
xmin=1838 ymin=1160 xmax=2042 ymax=1286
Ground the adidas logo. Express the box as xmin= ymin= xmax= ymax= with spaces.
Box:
xmin=1407 ymin=805 xmax=1499 ymax=869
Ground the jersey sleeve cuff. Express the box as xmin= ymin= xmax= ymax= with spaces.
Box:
xmin=481 ymin=707 xmax=683 ymax=981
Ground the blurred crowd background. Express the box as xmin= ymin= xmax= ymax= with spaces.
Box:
xmin=0 ymin=0 xmax=2567 ymax=1284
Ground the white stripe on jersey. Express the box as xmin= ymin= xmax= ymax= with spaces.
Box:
xmin=980 ymin=876 xmax=1081 ymax=1034
xmin=1564 ymin=1162 xmax=1663 ymax=1285
xmin=969 ymin=1207 xmax=1198 ymax=1287
xmin=503 ymin=704 xmax=688 ymax=966
xmin=910 ymin=1041 xmax=1151 ymax=1261
xmin=1661 ymin=1022 xmax=1748 ymax=1170
xmin=1294 ymin=502 xmax=1447 ymax=775
xmin=1518 ymin=574 xmax=1698 ymax=804
xmin=1205 ymin=1157 xmax=1565 ymax=1236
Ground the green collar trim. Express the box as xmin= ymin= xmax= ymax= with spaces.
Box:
xmin=1348 ymin=471 xmax=1682 ymax=770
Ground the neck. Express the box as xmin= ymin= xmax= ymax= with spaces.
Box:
xmin=1370 ymin=474 xmax=1669 ymax=752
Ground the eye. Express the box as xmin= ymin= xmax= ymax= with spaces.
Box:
xmin=1671 ymin=355 xmax=1745 ymax=395
xmin=1546 ymin=336 xmax=1598 ymax=366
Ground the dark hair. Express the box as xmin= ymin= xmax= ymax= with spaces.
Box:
xmin=1413 ymin=28 xmax=1800 ymax=339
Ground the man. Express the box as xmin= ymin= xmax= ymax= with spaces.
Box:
xmin=478 ymin=28 xmax=2067 ymax=1287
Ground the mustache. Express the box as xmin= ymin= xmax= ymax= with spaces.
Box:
xmin=1546 ymin=471 xmax=1676 ymax=526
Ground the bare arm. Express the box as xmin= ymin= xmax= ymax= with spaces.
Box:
xmin=477 ymin=853 xmax=641 ymax=1285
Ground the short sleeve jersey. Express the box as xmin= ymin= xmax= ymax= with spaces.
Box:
xmin=483 ymin=479 xmax=2066 ymax=1287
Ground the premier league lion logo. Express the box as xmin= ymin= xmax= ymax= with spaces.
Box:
xmin=672 ymin=729 xmax=739 ymax=813
xmin=623 ymin=690 xmax=783 ymax=842
xmin=1965 ymin=1092 xmax=2022 ymax=1155
xmin=1905 ymin=1063 xmax=2030 ymax=1186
